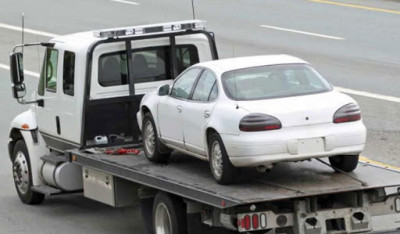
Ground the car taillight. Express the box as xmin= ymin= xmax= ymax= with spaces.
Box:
xmin=239 ymin=114 xmax=282 ymax=131
xmin=333 ymin=103 xmax=361 ymax=123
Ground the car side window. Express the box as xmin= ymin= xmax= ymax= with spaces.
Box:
xmin=45 ymin=49 xmax=59 ymax=92
xmin=192 ymin=69 xmax=218 ymax=102
xmin=208 ymin=83 xmax=218 ymax=101
xmin=170 ymin=68 xmax=202 ymax=100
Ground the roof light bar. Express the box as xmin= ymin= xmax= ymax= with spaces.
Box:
xmin=93 ymin=20 xmax=206 ymax=39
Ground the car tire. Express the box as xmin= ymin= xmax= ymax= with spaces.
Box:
xmin=152 ymin=192 xmax=187 ymax=234
xmin=328 ymin=155 xmax=359 ymax=172
xmin=12 ymin=139 xmax=45 ymax=205
xmin=208 ymin=133 xmax=237 ymax=185
xmin=142 ymin=112 xmax=171 ymax=164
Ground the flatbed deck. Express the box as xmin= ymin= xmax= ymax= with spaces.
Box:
xmin=69 ymin=149 xmax=400 ymax=209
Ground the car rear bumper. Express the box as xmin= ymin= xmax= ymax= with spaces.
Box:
xmin=220 ymin=121 xmax=366 ymax=167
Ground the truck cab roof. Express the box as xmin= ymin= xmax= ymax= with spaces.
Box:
xmin=49 ymin=20 xmax=208 ymax=52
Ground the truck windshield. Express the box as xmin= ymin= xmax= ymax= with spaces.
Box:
xmin=221 ymin=64 xmax=332 ymax=101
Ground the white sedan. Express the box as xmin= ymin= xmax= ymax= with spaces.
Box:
xmin=137 ymin=55 xmax=366 ymax=184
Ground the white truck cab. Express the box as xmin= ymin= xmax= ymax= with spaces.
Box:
xmin=8 ymin=20 xmax=218 ymax=203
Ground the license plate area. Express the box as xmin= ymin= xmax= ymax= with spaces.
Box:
xmin=297 ymin=137 xmax=324 ymax=154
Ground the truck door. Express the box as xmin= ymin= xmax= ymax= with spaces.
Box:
xmin=183 ymin=69 xmax=218 ymax=156
xmin=35 ymin=48 xmax=68 ymax=150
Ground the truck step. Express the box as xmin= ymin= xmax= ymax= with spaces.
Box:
xmin=41 ymin=153 xmax=68 ymax=164
xmin=31 ymin=185 xmax=62 ymax=196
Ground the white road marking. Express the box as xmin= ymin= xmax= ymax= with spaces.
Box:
xmin=260 ymin=24 xmax=345 ymax=40
xmin=110 ymin=0 xmax=140 ymax=5
xmin=0 ymin=23 xmax=60 ymax=38
xmin=335 ymin=86 xmax=400 ymax=103
xmin=0 ymin=63 xmax=39 ymax=78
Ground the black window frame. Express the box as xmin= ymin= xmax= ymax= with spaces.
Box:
xmin=97 ymin=44 xmax=199 ymax=87
xmin=63 ymin=51 xmax=76 ymax=96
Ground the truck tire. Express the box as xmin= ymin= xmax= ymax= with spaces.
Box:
xmin=153 ymin=192 xmax=187 ymax=234
xmin=142 ymin=112 xmax=171 ymax=164
xmin=12 ymin=140 xmax=45 ymax=205
xmin=329 ymin=155 xmax=359 ymax=172
xmin=208 ymin=133 xmax=237 ymax=185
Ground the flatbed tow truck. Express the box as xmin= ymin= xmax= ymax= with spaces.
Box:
xmin=7 ymin=20 xmax=400 ymax=233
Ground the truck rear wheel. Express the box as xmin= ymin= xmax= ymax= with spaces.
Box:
xmin=208 ymin=133 xmax=237 ymax=185
xmin=142 ymin=112 xmax=171 ymax=164
xmin=329 ymin=155 xmax=359 ymax=172
xmin=12 ymin=140 xmax=45 ymax=205
xmin=153 ymin=192 xmax=187 ymax=234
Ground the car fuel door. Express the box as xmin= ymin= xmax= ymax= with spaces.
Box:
xmin=183 ymin=69 xmax=219 ymax=156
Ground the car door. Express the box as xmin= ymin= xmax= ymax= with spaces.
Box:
xmin=35 ymin=48 xmax=63 ymax=145
xmin=157 ymin=68 xmax=202 ymax=148
xmin=183 ymin=69 xmax=219 ymax=156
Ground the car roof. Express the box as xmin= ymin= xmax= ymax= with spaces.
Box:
xmin=195 ymin=55 xmax=308 ymax=74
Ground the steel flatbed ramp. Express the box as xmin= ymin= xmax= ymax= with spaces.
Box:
xmin=69 ymin=149 xmax=400 ymax=209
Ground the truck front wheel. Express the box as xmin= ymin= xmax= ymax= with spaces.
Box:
xmin=153 ymin=192 xmax=187 ymax=234
xmin=329 ymin=155 xmax=359 ymax=172
xmin=12 ymin=140 xmax=45 ymax=205
xmin=142 ymin=113 xmax=171 ymax=164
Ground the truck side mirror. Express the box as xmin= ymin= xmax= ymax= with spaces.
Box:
xmin=158 ymin=84 xmax=170 ymax=96
xmin=10 ymin=52 xmax=24 ymax=84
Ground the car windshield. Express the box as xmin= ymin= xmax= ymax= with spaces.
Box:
xmin=221 ymin=64 xmax=333 ymax=101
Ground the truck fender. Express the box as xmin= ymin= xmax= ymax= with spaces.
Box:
xmin=9 ymin=108 xmax=38 ymax=131
xmin=8 ymin=109 xmax=48 ymax=186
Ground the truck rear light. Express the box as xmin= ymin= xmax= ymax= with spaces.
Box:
xmin=333 ymin=103 xmax=361 ymax=124
xmin=239 ymin=114 xmax=282 ymax=132
xmin=252 ymin=214 xmax=259 ymax=229
xmin=244 ymin=215 xmax=251 ymax=230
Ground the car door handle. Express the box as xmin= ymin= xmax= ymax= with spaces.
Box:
xmin=204 ymin=110 xmax=210 ymax=118
xmin=177 ymin=105 xmax=182 ymax=113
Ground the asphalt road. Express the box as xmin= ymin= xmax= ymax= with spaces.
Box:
xmin=0 ymin=0 xmax=400 ymax=233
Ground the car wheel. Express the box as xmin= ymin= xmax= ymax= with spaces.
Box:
xmin=208 ymin=133 xmax=237 ymax=185
xmin=153 ymin=192 xmax=187 ymax=234
xmin=12 ymin=139 xmax=45 ymax=205
xmin=328 ymin=155 xmax=359 ymax=172
xmin=142 ymin=112 xmax=171 ymax=164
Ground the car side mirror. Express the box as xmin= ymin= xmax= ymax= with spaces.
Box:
xmin=12 ymin=83 xmax=26 ymax=99
xmin=10 ymin=52 xmax=24 ymax=85
xmin=158 ymin=84 xmax=170 ymax=96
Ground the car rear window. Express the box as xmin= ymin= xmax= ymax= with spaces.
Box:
xmin=221 ymin=64 xmax=332 ymax=101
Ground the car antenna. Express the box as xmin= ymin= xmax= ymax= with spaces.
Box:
xmin=191 ymin=0 xmax=196 ymax=19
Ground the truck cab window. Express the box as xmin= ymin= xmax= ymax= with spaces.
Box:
xmin=45 ymin=49 xmax=59 ymax=92
xmin=63 ymin=51 xmax=75 ymax=96
xmin=98 ymin=53 xmax=128 ymax=87
xmin=98 ymin=45 xmax=199 ymax=87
